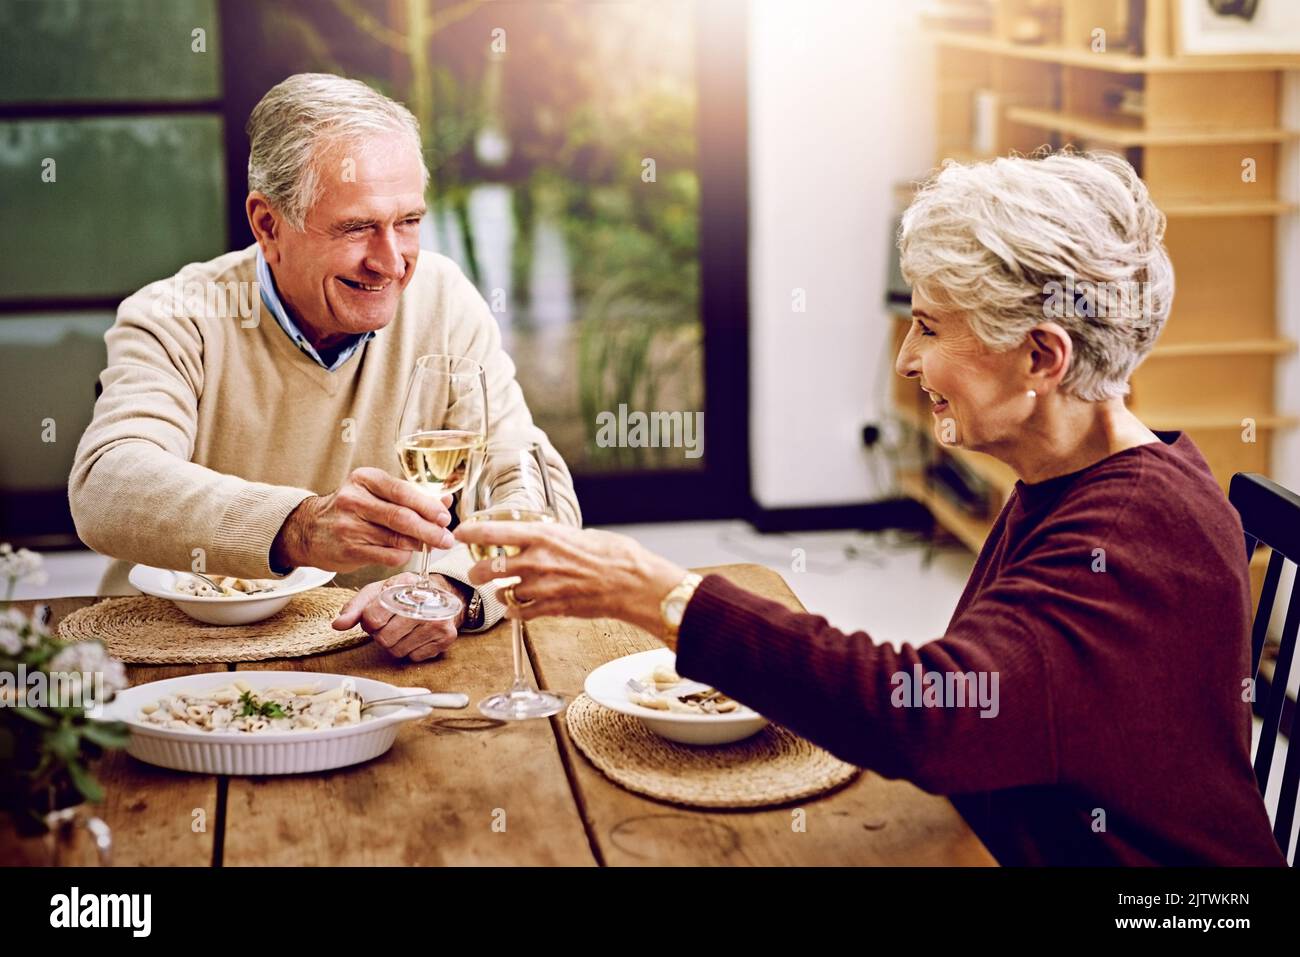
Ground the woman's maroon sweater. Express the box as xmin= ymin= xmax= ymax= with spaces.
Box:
xmin=677 ymin=432 xmax=1286 ymax=865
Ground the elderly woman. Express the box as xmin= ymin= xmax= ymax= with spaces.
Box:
xmin=456 ymin=151 xmax=1286 ymax=866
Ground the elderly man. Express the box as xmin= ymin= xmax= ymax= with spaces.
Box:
xmin=69 ymin=73 xmax=580 ymax=661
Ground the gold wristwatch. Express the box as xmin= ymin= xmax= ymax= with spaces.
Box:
xmin=660 ymin=572 xmax=703 ymax=642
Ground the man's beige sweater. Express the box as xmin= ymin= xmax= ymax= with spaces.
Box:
xmin=69 ymin=244 xmax=580 ymax=630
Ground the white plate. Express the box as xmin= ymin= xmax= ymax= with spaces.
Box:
xmin=128 ymin=564 xmax=335 ymax=625
xmin=101 ymin=671 xmax=442 ymax=775
xmin=583 ymin=648 xmax=768 ymax=746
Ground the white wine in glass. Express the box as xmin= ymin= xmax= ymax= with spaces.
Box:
xmin=379 ymin=355 xmax=487 ymax=623
xmin=465 ymin=443 xmax=563 ymax=720
xmin=465 ymin=507 xmax=555 ymax=563
xmin=397 ymin=428 xmax=483 ymax=497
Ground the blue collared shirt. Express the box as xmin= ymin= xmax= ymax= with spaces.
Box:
xmin=255 ymin=248 xmax=374 ymax=371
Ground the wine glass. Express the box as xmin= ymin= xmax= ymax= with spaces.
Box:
xmin=464 ymin=442 xmax=563 ymax=720
xmin=378 ymin=354 xmax=487 ymax=622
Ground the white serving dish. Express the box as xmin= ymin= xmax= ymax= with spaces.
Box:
xmin=128 ymin=564 xmax=335 ymax=625
xmin=102 ymin=671 xmax=443 ymax=775
xmin=583 ymin=647 xmax=768 ymax=746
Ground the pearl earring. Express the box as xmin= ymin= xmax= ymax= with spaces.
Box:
xmin=1026 ymin=389 xmax=1037 ymax=399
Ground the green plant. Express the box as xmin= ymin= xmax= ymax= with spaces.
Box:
xmin=577 ymin=274 xmax=702 ymax=469
xmin=0 ymin=545 xmax=130 ymax=836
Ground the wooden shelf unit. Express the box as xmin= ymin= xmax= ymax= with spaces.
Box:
xmin=1160 ymin=200 xmax=1298 ymax=217
xmin=900 ymin=0 xmax=1299 ymax=555
xmin=929 ymin=29 xmax=1300 ymax=74
xmin=1002 ymin=105 xmax=1298 ymax=146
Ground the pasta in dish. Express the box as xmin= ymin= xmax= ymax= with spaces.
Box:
xmin=627 ymin=666 xmax=743 ymax=715
xmin=138 ymin=679 xmax=367 ymax=733
xmin=173 ymin=575 xmax=282 ymax=598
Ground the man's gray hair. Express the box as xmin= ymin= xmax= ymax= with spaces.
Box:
xmin=246 ymin=73 xmax=429 ymax=229
xmin=898 ymin=150 xmax=1174 ymax=401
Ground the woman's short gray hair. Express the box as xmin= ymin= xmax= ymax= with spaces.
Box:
xmin=898 ymin=150 xmax=1174 ymax=401
xmin=246 ymin=73 xmax=428 ymax=229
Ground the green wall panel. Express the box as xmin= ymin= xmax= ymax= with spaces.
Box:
xmin=0 ymin=0 xmax=220 ymax=103
xmin=0 ymin=115 xmax=228 ymax=299
xmin=0 ymin=313 xmax=113 ymax=489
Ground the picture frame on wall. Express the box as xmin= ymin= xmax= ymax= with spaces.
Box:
xmin=1176 ymin=0 xmax=1300 ymax=55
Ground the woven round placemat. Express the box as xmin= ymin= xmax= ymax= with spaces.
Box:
xmin=57 ymin=589 xmax=370 ymax=663
xmin=564 ymin=693 xmax=860 ymax=809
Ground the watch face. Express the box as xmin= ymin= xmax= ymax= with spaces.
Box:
xmin=666 ymin=598 xmax=686 ymax=626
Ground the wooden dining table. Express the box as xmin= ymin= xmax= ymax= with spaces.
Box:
xmin=3 ymin=563 xmax=995 ymax=866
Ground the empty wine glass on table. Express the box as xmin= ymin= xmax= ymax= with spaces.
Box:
xmin=464 ymin=442 xmax=562 ymax=720
xmin=378 ymin=353 xmax=487 ymax=623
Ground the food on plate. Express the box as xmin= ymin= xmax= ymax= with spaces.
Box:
xmin=137 ymin=679 xmax=367 ymax=733
xmin=626 ymin=666 xmax=742 ymax=715
xmin=173 ymin=574 xmax=282 ymax=598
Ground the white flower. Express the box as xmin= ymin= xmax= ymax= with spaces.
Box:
xmin=50 ymin=640 xmax=106 ymax=674
xmin=99 ymin=657 xmax=128 ymax=696
xmin=49 ymin=640 xmax=127 ymax=698
xmin=0 ymin=543 xmax=47 ymax=586
xmin=0 ymin=606 xmax=48 ymax=653
xmin=0 ymin=607 xmax=48 ymax=649
xmin=0 ymin=607 xmax=28 ymax=629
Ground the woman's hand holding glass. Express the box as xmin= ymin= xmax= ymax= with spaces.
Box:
xmin=455 ymin=521 xmax=688 ymax=641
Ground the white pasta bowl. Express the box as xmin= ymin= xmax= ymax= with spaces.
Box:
xmin=583 ymin=648 xmax=768 ymax=746
xmin=101 ymin=671 xmax=443 ymax=775
xmin=128 ymin=564 xmax=335 ymax=625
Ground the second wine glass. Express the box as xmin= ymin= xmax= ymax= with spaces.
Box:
xmin=464 ymin=442 xmax=564 ymax=720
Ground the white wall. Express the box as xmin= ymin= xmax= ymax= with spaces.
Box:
xmin=747 ymin=0 xmax=935 ymax=508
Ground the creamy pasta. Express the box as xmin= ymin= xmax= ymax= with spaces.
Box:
xmin=173 ymin=575 xmax=282 ymax=598
xmin=138 ymin=679 xmax=368 ymax=733
xmin=628 ymin=666 xmax=742 ymax=715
